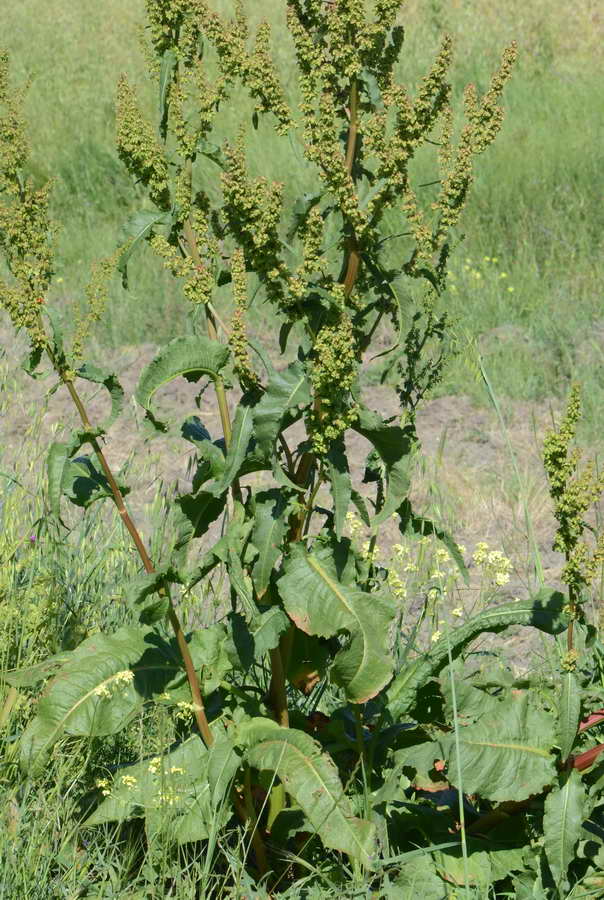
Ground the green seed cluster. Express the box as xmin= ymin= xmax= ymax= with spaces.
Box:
xmin=228 ymin=247 xmax=258 ymax=390
xmin=221 ymin=139 xmax=288 ymax=308
xmin=201 ymin=2 xmax=292 ymax=134
xmin=72 ymin=247 xmax=124 ymax=360
xmin=116 ymin=76 xmax=170 ymax=210
xmin=149 ymin=233 xmax=213 ymax=306
xmin=308 ymin=299 xmax=359 ymax=454
xmin=145 ymin=0 xmax=204 ymax=67
xmin=543 ymin=385 xmax=604 ymax=596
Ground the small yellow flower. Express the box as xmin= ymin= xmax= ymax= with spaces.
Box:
xmin=431 ymin=630 xmax=442 ymax=643
xmin=499 ymin=272 xmax=508 ymax=279
xmin=507 ymin=286 xmax=515 ymax=292
xmin=56 ymin=276 xmax=64 ymax=283
xmin=170 ymin=766 xmax=184 ymax=775
xmin=451 ymin=607 xmax=463 ymax=617
xmin=121 ymin=775 xmax=137 ymax=789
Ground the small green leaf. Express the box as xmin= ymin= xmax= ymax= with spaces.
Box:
xmin=62 ymin=455 xmax=130 ymax=509
xmin=241 ymin=718 xmax=376 ymax=864
xmin=543 ymin=770 xmax=588 ymax=889
xmin=326 ymin=440 xmax=351 ymax=540
xmin=558 ymin=670 xmax=581 ymax=761
xmin=250 ymin=489 xmax=288 ymax=597
xmin=117 ymin=209 xmax=172 ymax=288
xmin=253 ymin=361 xmax=311 ymax=455
xmin=208 ymin=400 xmax=254 ymax=496
xmin=75 ymin=363 xmax=125 ymax=431
xmin=47 ymin=441 xmax=70 ymax=519
xmin=354 ymin=406 xmax=415 ymax=524
xmin=135 ymin=336 xmax=229 ymax=428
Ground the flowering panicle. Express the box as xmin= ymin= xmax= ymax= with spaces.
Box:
xmin=228 ymin=247 xmax=259 ymax=390
xmin=72 ymin=247 xmax=125 ymax=359
xmin=116 ymin=76 xmax=170 ymax=210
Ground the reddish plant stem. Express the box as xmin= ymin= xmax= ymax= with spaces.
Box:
xmin=47 ymin=350 xmax=214 ymax=749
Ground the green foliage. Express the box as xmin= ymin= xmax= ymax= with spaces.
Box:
xmin=3 ymin=2 xmax=604 ymax=897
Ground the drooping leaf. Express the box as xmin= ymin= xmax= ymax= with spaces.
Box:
xmin=175 ymin=490 xmax=226 ymax=543
xmin=85 ymin=734 xmax=240 ymax=844
xmin=75 ymin=363 xmax=125 ymax=431
xmin=117 ymin=208 xmax=172 ymax=288
xmin=353 ymin=405 xmax=415 ymax=524
xmin=249 ymin=489 xmax=288 ymax=598
xmin=20 ymin=626 xmax=155 ymax=774
xmin=253 ymin=361 xmax=311 ymax=455
xmin=326 ymin=439 xmax=352 ymax=539
xmin=279 ymin=543 xmax=395 ymax=702
xmin=543 ymin=770 xmax=588 ymax=889
xmin=61 ymin=455 xmax=130 ymax=509
xmin=181 ymin=415 xmax=226 ymax=482
xmin=240 ymin=718 xmax=376 ymax=864
xmin=387 ymin=590 xmax=569 ymax=720
xmin=558 ymin=670 xmax=581 ymax=761
xmin=46 ymin=441 xmax=71 ymax=519
xmin=208 ymin=399 xmax=254 ymax=496
xmin=230 ymin=607 xmax=291 ymax=669
xmin=135 ymin=335 xmax=229 ymax=429
xmin=124 ymin=567 xmax=184 ymax=625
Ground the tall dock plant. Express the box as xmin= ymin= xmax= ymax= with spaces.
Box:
xmin=5 ymin=3 xmax=602 ymax=893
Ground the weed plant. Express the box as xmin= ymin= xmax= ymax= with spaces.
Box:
xmin=2 ymin=2 xmax=604 ymax=898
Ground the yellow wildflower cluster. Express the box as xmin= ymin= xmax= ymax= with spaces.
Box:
xmin=448 ymin=255 xmax=515 ymax=296
xmin=472 ymin=542 xmax=512 ymax=586
xmin=93 ymin=669 xmax=134 ymax=700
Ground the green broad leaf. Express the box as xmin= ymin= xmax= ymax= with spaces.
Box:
xmin=387 ymin=590 xmax=568 ymax=720
xmin=350 ymin=488 xmax=370 ymax=526
xmin=86 ymin=734 xmax=240 ymax=844
xmin=250 ymin=489 xmax=288 ymax=598
xmin=135 ymin=336 xmax=230 ymax=428
xmin=253 ymin=361 xmax=311 ymax=455
xmin=181 ymin=415 xmax=226 ymax=481
xmin=20 ymin=626 xmax=154 ymax=774
xmin=208 ymin=399 xmax=254 ymax=496
xmin=75 ymin=363 xmax=124 ymax=431
xmin=439 ymin=693 xmax=557 ymax=801
xmin=175 ymin=490 xmax=226 ymax=542
xmin=117 ymin=209 xmax=172 ymax=288
xmin=279 ymin=544 xmax=396 ymax=702
xmin=21 ymin=344 xmax=46 ymax=379
xmin=353 ymin=406 xmax=415 ymax=525
xmin=159 ymin=48 xmax=176 ymax=132
xmin=230 ymin=607 xmax=291 ymax=670
xmin=543 ymin=770 xmax=588 ymax=889
xmin=241 ymin=718 xmax=376 ymax=864
xmin=125 ymin=567 xmax=183 ymax=625
xmin=47 ymin=441 xmax=71 ymax=519
xmin=185 ymin=624 xmax=235 ymax=694
xmin=390 ymin=853 xmax=445 ymax=898
xmin=326 ymin=440 xmax=351 ymax=540
xmin=188 ymin=503 xmax=253 ymax=580
xmin=4 ymin=652 xmax=72 ymax=688
xmin=397 ymin=499 xmax=469 ymax=584
xmin=558 ymin=670 xmax=581 ymax=761
xmin=62 ymin=455 xmax=130 ymax=509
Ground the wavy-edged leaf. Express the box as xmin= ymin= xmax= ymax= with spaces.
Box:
xmin=175 ymin=490 xmax=226 ymax=543
xmin=253 ymin=361 xmax=311 ymax=454
xmin=250 ymin=489 xmax=288 ymax=598
xmin=543 ymin=770 xmax=588 ymax=889
xmin=86 ymin=734 xmax=240 ymax=843
xmin=62 ymin=455 xmax=130 ymax=509
xmin=387 ymin=590 xmax=568 ymax=719
xmin=354 ymin=406 xmax=415 ymax=524
xmin=326 ymin=440 xmax=351 ymax=540
xmin=279 ymin=544 xmax=395 ymax=702
xmin=559 ymin=670 xmax=581 ymax=761
xmin=208 ymin=399 xmax=254 ymax=496
xmin=125 ymin=566 xmax=184 ymax=625
xmin=441 ymin=693 xmax=556 ymax=801
xmin=117 ymin=208 xmax=172 ymax=288
xmin=241 ymin=718 xmax=376 ymax=864
xmin=181 ymin=415 xmax=226 ymax=482
xmin=20 ymin=626 xmax=154 ymax=773
xmin=135 ymin=336 xmax=229 ymax=428
xmin=75 ymin=363 xmax=125 ymax=431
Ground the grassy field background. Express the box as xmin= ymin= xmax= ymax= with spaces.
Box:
xmin=2 ymin=0 xmax=603 ymax=422
xmin=1 ymin=2 xmax=603 ymax=895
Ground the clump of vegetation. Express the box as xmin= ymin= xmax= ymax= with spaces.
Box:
xmin=2 ymin=2 xmax=604 ymax=896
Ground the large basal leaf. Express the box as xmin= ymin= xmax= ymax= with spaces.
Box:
xmin=20 ymin=626 xmax=177 ymax=774
xmin=278 ymin=543 xmax=395 ymax=702
xmin=437 ymin=693 xmax=557 ymax=802
xmin=543 ymin=770 xmax=588 ymax=890
xmin=86 ymin=734 xmax=240 ymax=844
xmin=135 ymin=336 xmax=229 ymax=428
xmin=387 ymin=590 xmax=568 ymax=720
xmin=253 ymin=361 xmax=311 ymax=455
xmin=249 ymin=489 xmax=288 ymax=598
xmin=241 ymin=718 xmax=376 ymax=864
xmin=353 ymin=405 xmax=415 ymax=525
